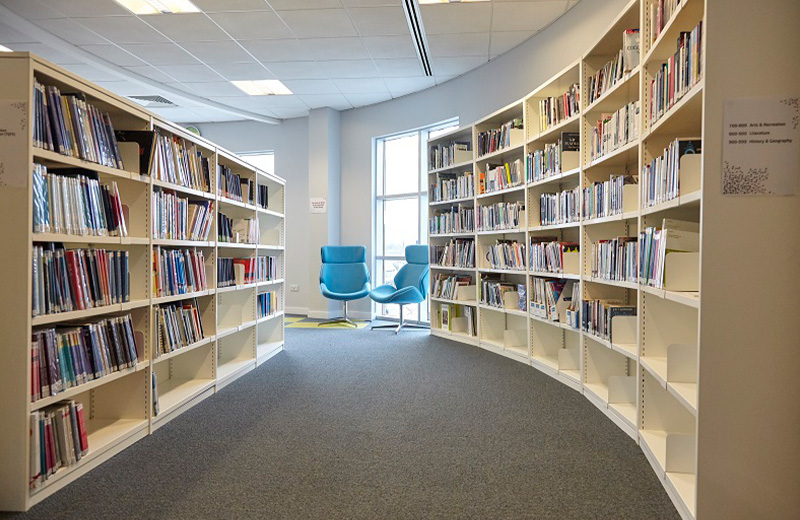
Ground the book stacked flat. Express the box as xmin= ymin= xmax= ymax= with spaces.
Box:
xmin=32 ymin=245 xmax=129 ymax=317
xmin=32 ymin=80 xmax=124 ymax=170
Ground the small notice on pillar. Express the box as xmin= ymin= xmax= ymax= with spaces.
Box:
xmin=310 ymin=197 xmax=327 ymax=214
xmin=0 ymin=100 xmax=28 ymax=188
xmin=722 ymin=97 xmax=799 ymax=196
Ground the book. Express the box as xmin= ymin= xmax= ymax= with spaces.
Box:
xmin=430 ymin=171 xmax=474 ymax=202
xmin=430 ymin=239 xmax=475 ymax=268
xmin=258 ymin=291 xmax=278 ymax=318
xmin=30 ymin=400 xmax=91 ymax=484
xmin=539 ymin=187 xmax=580 ymax=226
xmin=623 ymin=29 xmax=640 ymax=71
xmin=152 ymin=247 xmax=207 ymax=297
xmin=152 ymin=190 xmax=214 ymax=241
xmin=537 ymin=83 xmax=580 ymax=132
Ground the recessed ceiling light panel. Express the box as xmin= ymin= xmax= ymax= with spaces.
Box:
xmin=231 ymin=80 xmax=293 ymax=96
xmin=113 ymin=0 xmax=200 ymax=15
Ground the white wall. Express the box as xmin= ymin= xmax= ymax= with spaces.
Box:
xmin=195 ymin=117 xmax=310 ymax=314
xmin=195 ymin=0 xmax=629 ymax=316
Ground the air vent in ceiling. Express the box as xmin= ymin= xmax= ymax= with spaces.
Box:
xmin=402 ymin=0 xmax=433 ymax=77
xmin=127 ymin=95 xmax=177 ymax=108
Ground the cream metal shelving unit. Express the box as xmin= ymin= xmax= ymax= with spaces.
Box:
xmin=427 ymin=0 xmax=712 ymax=517
xmin=0 ymin=53 xmax=286 ymax=511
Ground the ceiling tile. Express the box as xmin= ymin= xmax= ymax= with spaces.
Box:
xmin=428 ymin=32 xmax=489 ymax=58
xmin=187 ymin=106 xmax=250 ymax=122
xmin=431 ymin=55 xmax=487 ymax=76
xmin=332 ymin=78 xmax=388 ymax=94
xmin=318 ymin=59 xmax=379 ymax=79
xmin=373 ymin=58 xmax=424 ymax=78
xmin=179 ymin=41 xmax=253 ymax=64
xmin=142 ymin=13 xmax=230 ymax=42
xmin=298 ymin=93 xmax=352 ymax=110
xmin=124 ymin=65 xmax=179 ymax=83
xmin=347 ymin=7 xmax=408 ymax=36
xmin=210 ymin=61 xmax=276 ymax=80
xmin=294 ymin=37 xmax=370 ymax=60
xmin=93 ymin=80 xmax=158 ymax=97
xmin=491 ymin=1 xmax=567 ymax=32
xmin=9 ymin=43 xmax=83 ymax=64
xmin=62 ymin=63 xmax=120 ymax=82
xmin=344 ymin=92 xmax=391 ymax=107
xmin=148 ymin=106 xmax=207 ymax=123
xmin=211 ymin=95 xmax=307 ymax=109
xmin=180 ymin=81 xmax=248 ymax=97
xmin=38 ymin=0 xmax=129 ymax=17
xmin=267 ymin=107 xmax=308 ymax=118
xmin=80 ymin=44 xmax=147 ymax=67
xmin=383 ymin=76 xmax=435 ymax=97
xmin=361 ymin=35 xmax=416 ymax=58
xmin=1 ymin=0 xmax=66 ymax=20
xmin=278 ymin=9 xmax=357 ymax=38
xmin=281 ymin=79 xmax=340 ymax=95
xmin=263 ymin=61 xmax=328 ymax=79
xmin=32 ymin=19 xmax=107 ymax=45
xmin=208 ymin=11 xmax=293 ymax=40
xmin=155 ymin=64 xmax=222 ymax=82
xmin=0 ymin=23 xmax=36 ymax=44
xmin=73 ymin=16 xmax=168 ymax=44
xmin=434 ymin=74 xmax=457 ymax=84
xmin=342 ymin=0 xmax=401 ymax=6
xmin=240 ymin=39 xmax=313 ymax=62
xmin=268 ymin=0 xmax=343 ymax=9
xmin=420 ymin=4 xmax=491 ymax=34
xmin=192 ymin=0 xmax=272 ymax=12
xmin=120 ymin=43 xmax=201 ymax=65
xmin=489 ymin=30 xmax=532 ymax=57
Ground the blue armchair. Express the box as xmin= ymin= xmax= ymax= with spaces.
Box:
xmin=319 ymin=246 xmax=370 ymax=328
xmin=370 ymin=245 xmax=430 ymax=334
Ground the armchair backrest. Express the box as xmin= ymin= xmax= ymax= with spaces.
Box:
xmin=394 ymin=245 xmax=430 ymax=299
xmin=320 ymin=246 xmax=370 ymax=294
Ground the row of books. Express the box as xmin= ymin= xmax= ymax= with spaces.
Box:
xmin=257 ymin=291 xmax=278 ymax=318
xmin=582 ymin=299 xmax=636 ymax=341
xmin=430 ymin=171 xmax=474 ymax=203
xmin=648 ymin=0 xmax=682 ymax=45
xmin=32 ymin=80 xmax=124 ymax=170
xmin=218 ymin=257 xmax=261 ymax=287
xmin=429 ymin=141 xmax=472 ymax=170
xmin=649 ymin=21 xmax=703 ymax=125
xmin=477 ymin=118 xmax=523 ymax=157
xmin=150 ymin=132 xmax=212 ymax=193
xmin=218 ymin=164 xmax=254 ymax=205
xmin=583 ymin=174 xmax=637 ymax=219
xmin=430 ymin=239 xmax=475 ymax=269
xmin=32 ymin=245 xmax=130 ymax=317
xmin=480 ymin=159 xmax=523 ymax=194
xmin=218 ymin=214 xmax=260 ymax=244
xmin=437 ymin=304 xmax=476 ymax=337
xmin=525 ymin=132 xmax=579 ymax=183
xmin=589 ymin=100 xmax=640 ymax=162
xmin=530 ymin=278 xmax=573 ymax=323
xmin=529 ymin=239 xmax=578 ymax=274
xmin=485 ymin=240 xmax=525 ymax=271
xmin=537 ymin=83 xmax=580 ymax=133
xmin=639 ymin=218 xmax=698 ymax=289
xmin=592 ymin=237 xmax=638 ymax=283
xmin=641 ymin=138 xmax=701 ymax=207
xmin=152 ymin=191 xmax=213 ymax=241
xmin=539 ymin=187 xmax=580 ymax=226
xmin=432 ymin=274 xmax=473 ymax=301
xmin=30 ymin=314 xmax=139 ymax=402
xmin=155 ymin=299 xmax=205 ymax=356
xmin=477 ymin=201 xmax=524 ymax=231
xmin=257 ymin=184 xmax=269 ymax=210
xmin=480 ymin=277 xmax=524 ymax=311
xmin=430 ymin=205 xmax=474 ymax=235
xmin=586 ymin=29 xmax=640 ymax=105
xmin=153 ymin=248 xmax=207 ymax=298
xmin=257 ymin=256 xmax=279 ymax=282
xmin=29 ymin=400 xmax=89 ymax=489
xmin=32 ymin=164 xmax=128 ymax=238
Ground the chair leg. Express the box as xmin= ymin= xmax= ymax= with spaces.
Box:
xmin=318 ymin=301 xmax=358 ymax=328
xmin=370 ymin=305 xmax=430 ymax=333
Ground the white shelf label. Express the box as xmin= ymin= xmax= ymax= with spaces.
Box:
xmin=723 ymin=97 xmax=799 ymax=196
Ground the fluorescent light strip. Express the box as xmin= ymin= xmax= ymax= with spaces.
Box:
xmin=113 ymin=0 xmax=200 ymax=15
xmin=231 ymin=80 xmax=293 ymax=96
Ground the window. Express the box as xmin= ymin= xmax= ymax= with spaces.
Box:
xmin=374 ymin=119 xmax=458 ymax=323
xmin=239 ymin=151 xmax=274 ymax=175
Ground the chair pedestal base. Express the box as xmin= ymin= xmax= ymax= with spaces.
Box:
xmin=371 ymin=305 xmax=430 ymax=334
xmin=318 ymin=301 xmax=358 ymax=328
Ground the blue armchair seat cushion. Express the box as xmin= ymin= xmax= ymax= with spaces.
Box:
xmin=369 ymin=284 xmax=423 ymax=305
xmin=321 ymin=282 xmax=370 ymax=301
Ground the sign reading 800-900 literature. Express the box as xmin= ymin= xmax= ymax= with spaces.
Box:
xmin=723 ymin=97 xmax=799 ymax=196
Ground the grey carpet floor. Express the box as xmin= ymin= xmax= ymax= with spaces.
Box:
xmin=5 ymin=327 xmax=679 ymax=519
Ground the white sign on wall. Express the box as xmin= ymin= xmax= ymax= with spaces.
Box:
xmin=0 ymin=100 xmax=28 ymax=188
xmin=310 ymin=197 xmax=327 ymax=214
xmin=722 ymin=97 xmax=799 ymax=196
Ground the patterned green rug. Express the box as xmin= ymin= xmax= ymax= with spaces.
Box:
xmin=285 ymin=316 xmax=369 ymax=329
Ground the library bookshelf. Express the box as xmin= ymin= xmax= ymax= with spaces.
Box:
xmin=0 ymin=53 xmax=286 ymax=511
xmin=429 ymin=0 xmax=800 ymax=517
